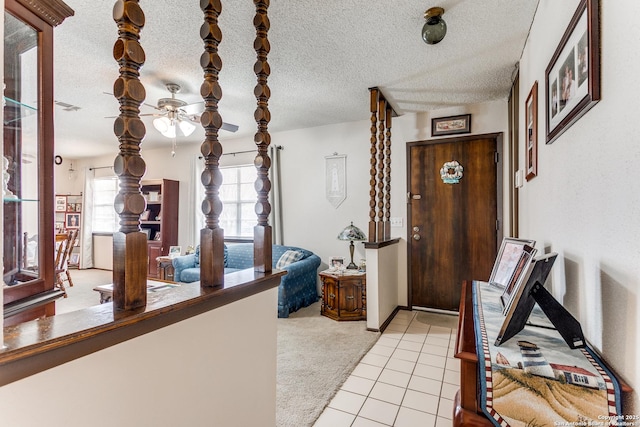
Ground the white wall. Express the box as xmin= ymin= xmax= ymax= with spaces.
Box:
xmin=60 ymin=98 xmax=509 ymax=306
xmin=518 ymin=0 xmax=639 ymax=412
xmin=0 ymin=287 xmax=278 ymax=427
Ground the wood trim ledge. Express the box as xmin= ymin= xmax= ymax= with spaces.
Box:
xmin=363 ymin=238 xmax=400 ymax=250
xmin=0 ymin=269 xmax=284 ymax=387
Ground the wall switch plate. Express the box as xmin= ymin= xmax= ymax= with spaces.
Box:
xmin=515 ymin=170 xmax=524 ymax=188
xmin=390 ymin=217 xmax=403 ymax=227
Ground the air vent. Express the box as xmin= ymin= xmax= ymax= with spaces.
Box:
xmin=54 ymin=100 xmax=81 ymax=111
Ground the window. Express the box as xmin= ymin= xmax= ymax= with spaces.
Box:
xmin=219 ymin=165 xmax=258 ymax=238
xmin=92 ymin=176 xmax=119 ymax=232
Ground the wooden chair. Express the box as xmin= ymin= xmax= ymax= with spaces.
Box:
xmin=54 ymin=230 xmax=78 ymax=296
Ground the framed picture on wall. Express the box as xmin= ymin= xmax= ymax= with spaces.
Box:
xmin=55 ymin=196 xmax=67 ymax=212
xmin=431 ymin=114 xmax=471 ymax=136
xmin=545 ymin=0 xmax=600 ymax=144
xmin=525 ymin=81 xmax=538 ymax=181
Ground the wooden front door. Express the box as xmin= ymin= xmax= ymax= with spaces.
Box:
xmin=408 ymin=134 xmax=501 ymax=311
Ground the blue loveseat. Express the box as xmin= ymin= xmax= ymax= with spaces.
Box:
xmin=172 ymin=243 xmax=321 ymax=318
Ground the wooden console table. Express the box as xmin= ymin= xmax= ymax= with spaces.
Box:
xmin=454 ymin=280 xmax=632 ymax=427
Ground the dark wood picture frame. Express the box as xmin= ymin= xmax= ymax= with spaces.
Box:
xmin=545 ymin=0 xmax=600 ymax=144
xmin=525 ymin=81 xmax=538 ymax=180
xmin=500 ymin=245 xmax=537 ymax=314
xmin=495 ymin=253 xmax=558 ymax=346
xmin=431 ymin=114 xmax=471 ymax=136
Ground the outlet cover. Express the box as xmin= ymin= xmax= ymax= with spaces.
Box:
xmin=390 ymin=217 xmax=403 ymax=227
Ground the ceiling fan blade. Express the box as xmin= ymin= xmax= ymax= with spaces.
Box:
xmin=221 ymin=122 xmax=239 ymax=133
xmin=178 ymin=112 xmax=238 ymax=133
xmin=181 ymin=101 xmax=204 ymax=115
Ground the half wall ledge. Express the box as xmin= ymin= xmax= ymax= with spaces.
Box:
xmin=363 ymin=238 xmax=401 ymax=250
xmin=0 ymin=268 xmax=285 ymax=387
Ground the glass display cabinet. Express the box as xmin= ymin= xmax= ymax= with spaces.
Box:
xmin=3 ymin=0 xmax=73 ymax=326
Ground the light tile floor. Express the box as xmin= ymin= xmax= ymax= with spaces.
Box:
xmin=314 ymin=310 xmax=459 ymax=427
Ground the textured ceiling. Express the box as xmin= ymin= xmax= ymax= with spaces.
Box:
xmin=52 ymin=0 xmax=539 ymax=159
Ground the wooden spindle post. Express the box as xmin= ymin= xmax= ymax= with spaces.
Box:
xmin=253 ymin=0 xmax=272 ymax=272
xmin=384 ymin=106 xmax=392 ymax=240
xmin=368 ymin=88 xmax=378 ymax=242
xmin=111 ymin=0 xmax=148 ymax=311
xmin=198 ymin=0 xmax=225 ymax=288
xmin=376 ymin=98 xmax=386 ymax=242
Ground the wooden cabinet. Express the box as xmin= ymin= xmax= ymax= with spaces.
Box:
xmin=319 ymin=271 xmax=366 ymax=321
xmin=156 ymin=256 xmax=175 ymax=282
xmin=3 ymin=0 xmax=73 ymax=326
xmin=140 ymin=179 xmax=179 ymax=277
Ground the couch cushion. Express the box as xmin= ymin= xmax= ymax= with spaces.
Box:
xmin=276 ymin=250 xmax=304 ymax=269
xmin=194 ymin=244 xmax=228 ymax=268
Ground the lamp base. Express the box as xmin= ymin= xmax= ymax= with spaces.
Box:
xmin=346 ymin=262 xmax=358 ymax=270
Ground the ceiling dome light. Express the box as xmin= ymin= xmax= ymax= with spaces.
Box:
xmin=422 ymin=7 xmax=446 ymax=45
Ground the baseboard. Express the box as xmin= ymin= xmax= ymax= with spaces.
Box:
xmin=366 ymin=305 xmax=411 ymax=333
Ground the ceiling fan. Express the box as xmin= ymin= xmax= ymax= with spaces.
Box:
xmin=144 ymin=82 xmax=239 ymax=139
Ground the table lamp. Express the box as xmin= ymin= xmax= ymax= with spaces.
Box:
xmin=337 ymin=222 xmax=366 ymax=269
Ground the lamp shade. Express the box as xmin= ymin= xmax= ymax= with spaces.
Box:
xmin=178 ymin=119 xmax=196 ymax=137
xmin=152 ymin=116 xmax=196 ymax=138
xmin=337 ymin=222 xmax=366 ymax=269
xmin=337 ymin=222 xmax=366 ymax=241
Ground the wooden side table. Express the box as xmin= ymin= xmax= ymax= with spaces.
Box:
xmin=156 ymin=256 xmax=175 ymax=282
xmin=319 ymin=270 xmax=366 ymax=321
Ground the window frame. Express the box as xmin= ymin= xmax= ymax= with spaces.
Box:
xmin=219 ymin=164 xmax=257 ymax=239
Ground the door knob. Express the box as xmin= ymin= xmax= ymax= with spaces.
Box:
xmin=413 ymin=234 xmax=421 ymax=241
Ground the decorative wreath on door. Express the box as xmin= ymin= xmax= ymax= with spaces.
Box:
xmin=440 ymin=160 xmax=463 ymax=184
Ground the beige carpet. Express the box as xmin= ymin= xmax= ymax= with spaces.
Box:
xmin=277 ymin=302 xmax=380 ymax=427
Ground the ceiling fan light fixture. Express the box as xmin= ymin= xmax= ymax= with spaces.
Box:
xmin=178 ymin=119 xmax=196 ymax=137
xmin=422 ymin=6 xmax=447 ymax=45
xmin=153 ymin=116 xmax=171 ymax=135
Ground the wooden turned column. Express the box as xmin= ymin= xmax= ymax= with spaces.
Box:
xmin=253 ymin=0 xmax=272 ymax=273
xmin=367 ymin=88 xmax=394 ymax=243
xmin=111 ymin=0 xmax=147 ymax=310
xmin=199 ymin=0 xmax=225 ymax=288
xmin=376 ymin=98 xmax=386 ymax=242
xmin=384 ymin=106 xmax=392 ymax=240
xmin=368 ymin=88 xmax=378 ymax=242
